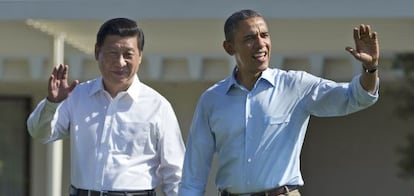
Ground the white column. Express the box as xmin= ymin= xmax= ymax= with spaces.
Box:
xmin=145 ymin=55 xmax=162 ymax=80
xmin=310 ymin=55 xmax=325 ymax=77
xmin=29 ymin=56 xmax=45 ymax=80
xmin=187 ymin=55 xmax=202 ymax=80
xmin=46 ymin=33 xmax=65 ymax=196
xmin=67 ymin=55 xmax=83 ymax=79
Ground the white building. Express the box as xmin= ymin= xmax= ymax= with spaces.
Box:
xmin=0 ymin=0 xmax=413 ymax=195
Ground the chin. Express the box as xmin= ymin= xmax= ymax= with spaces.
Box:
xmin=258 ymin=63 xmax=269 ymax=70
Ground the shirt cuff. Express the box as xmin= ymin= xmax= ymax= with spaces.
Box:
xmin=178 ymin=184 xmax=205 ymax=196
xmin=44 ymin=98 xmax=61 ymax=111
xmin=352 ymin=74 xmax=379 ymax=103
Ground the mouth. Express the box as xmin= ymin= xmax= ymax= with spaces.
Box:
xmin=112 ymin=69 xmax=129 ymax=77
xmin=252 ymin=51 xmax=268 ymax=62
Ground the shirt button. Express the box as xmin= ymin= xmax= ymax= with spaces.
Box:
xmin=247 ymin=158 xmax=252 ymax=163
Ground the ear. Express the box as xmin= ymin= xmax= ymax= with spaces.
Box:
xmin=223 ymin=40 xmax=235 ymax=55
xmin=137 ymin=50 xmax=143 ymax=64
xmin=94 ymin=44 xmax=100 ymax=60
xmin=138 ymin=50 xmax=143 ymax=58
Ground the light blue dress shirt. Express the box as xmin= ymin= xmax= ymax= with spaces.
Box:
xmin=179 ymin=68 xmax=378 ymax=195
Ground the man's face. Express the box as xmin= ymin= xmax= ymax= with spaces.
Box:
xmin=95 ymin=35 xmax=142 ymax=91
xmin=225 ymin=17 xmax=271 ymax=75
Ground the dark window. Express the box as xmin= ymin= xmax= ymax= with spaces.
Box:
xmin=0 ymin=96 xmax=31 ymax=196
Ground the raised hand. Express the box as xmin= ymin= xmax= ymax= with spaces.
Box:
xmin=345 ymin=24 xmax=379 ymax=68
xmin=47 ymin=64 xmax=79 ymax=103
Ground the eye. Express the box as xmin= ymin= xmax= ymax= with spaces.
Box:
xmin=123 ymin=53 xmax=134 ymax=59
xmin=244 ymin=35 xmax=255 ymax=42
xmin=261 ymin=32 xmax=270 ymax=38
xmin=107 ymin=51 xmax=118 ymax=56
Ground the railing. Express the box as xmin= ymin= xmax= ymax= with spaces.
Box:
xmin=0 ymin=53 xmax=400 ymax=82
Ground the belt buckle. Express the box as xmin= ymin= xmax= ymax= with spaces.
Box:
xmin=99 ymin=190 xmax=109 ymax=196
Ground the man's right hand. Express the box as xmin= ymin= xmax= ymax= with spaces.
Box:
xmin=47 ymin=64 xmax=79 ymax=103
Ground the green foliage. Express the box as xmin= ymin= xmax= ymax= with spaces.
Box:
xmin=398 ymin=134 xmax=414 ymax=179
xmin=393 ymin=53 xmax=414 ymax=179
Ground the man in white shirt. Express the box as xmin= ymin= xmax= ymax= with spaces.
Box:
xmin=27 ymin=18 xmax=185 ymax=196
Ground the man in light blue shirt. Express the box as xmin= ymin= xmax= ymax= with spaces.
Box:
xmin=179 ymin=9 xmax=379 ymax=196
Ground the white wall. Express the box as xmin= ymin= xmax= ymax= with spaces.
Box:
xmin=1 ymin=7 xmax=414 ymax=196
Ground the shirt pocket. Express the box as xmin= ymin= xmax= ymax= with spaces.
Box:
xmin=262 ymin=114 xmax=292 ymax=151
xmin=114 ymin=122 xmax=151 ymax=153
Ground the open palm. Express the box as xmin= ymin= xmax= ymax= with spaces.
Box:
xmin=47 ymin=64 xmax=79 ymax=103
xmin=346 ymin=24 xmax=379 ymax=67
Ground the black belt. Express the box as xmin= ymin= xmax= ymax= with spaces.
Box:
xmin=70 ymin=185 xmax=155 ymax=196
xmin=221 ymin=185 xmax=299 ymax=196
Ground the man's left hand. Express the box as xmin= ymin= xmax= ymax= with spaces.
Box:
xmin=345 ymin=24 xmax=379 ymax=68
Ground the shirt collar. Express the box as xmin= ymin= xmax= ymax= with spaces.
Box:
xmin=89 ymin=75 xmax=141 ymax=101
xmin=224 ymin=67 xmax=238 ymax=93
xmin=126 ymin=75 xmax=141 ymax=102
xmin=261 ymin=68 xmax=275 ymax=87
xmin=89 ymin=77 xmax=104 ymax=96
xmin=224 ymin=67 xmax=275 ymax=94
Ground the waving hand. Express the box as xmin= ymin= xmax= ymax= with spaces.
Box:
xmin=47 ymin=64 xmax=79 ymax=103
xmin=345 ymin=24 xmax=379 ymax=68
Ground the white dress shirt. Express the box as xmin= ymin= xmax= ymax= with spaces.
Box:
xmin=179 ymin=68 xmax=378 ymax=195
xmin=27 ymin=75 xmax=185 ymax=196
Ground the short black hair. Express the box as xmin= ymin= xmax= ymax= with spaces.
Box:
xmin=224 ymin=9 xmax=263 ymax=42
xmin=96 ymin=18 xmax=145 ymax=51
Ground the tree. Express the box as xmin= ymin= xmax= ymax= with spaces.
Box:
xmin=393 ymin=53 xmax=414 ymax=179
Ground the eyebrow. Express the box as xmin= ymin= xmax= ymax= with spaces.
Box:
xmin=243 ymin=30 xmax=268 ymax=38
xmin=106 ymin=45 xmax=136 ymax=51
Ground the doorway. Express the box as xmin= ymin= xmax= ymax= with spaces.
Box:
xmin=0 ymin=96 xmax=31 ymax=196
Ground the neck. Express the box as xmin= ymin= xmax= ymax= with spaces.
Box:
xmin=103 ymin=81 xmax=131 ymax=98
xmin=236 ymin=70 xmax=261 ymax=91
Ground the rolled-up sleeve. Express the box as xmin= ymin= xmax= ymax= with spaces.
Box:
xmin=27 ymin=99 xmax=61 ymax=143
xmin=305 ymin=74 xmax=379 ymax=117
xmin=350 ymin=74 xmax=379 ymax=105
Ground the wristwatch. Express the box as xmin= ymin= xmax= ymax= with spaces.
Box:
xmin=362 ymin=64 xmax=378 ymax=73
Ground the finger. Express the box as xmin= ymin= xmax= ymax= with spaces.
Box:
xmin=69 ymin=80 xmax=79 ymax=92
xmin=47 ymin=74 xmax=58 ymax=101
xmin=365 ymin=25 xmax=372 ymax=36
xmin=372 ymin=31 xmax=377 ymax=40
xmin=353 ymin=27 xmax=359 ymax=41
xmin=345 ymin=46 xmax=361 ymax=59
xmin=48 ymin=74 xmax=55 ymax=90
xmin=345 ymin=46 xmax=353 ymax=53
xmin=359 ymin=24 xmax=367 ymax=38
xmin=366 ymin=25 xmax=375 ymax=39
xmin=51 ymin=65 xmax=59 ymax=78
xmin=56 ymin=64 xmax=65 ymax=80
xmin=62 ymin=64 xmax=69 ymax=80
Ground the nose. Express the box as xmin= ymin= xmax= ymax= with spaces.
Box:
xmin=256 ymin=36 xmax=267 ymax=48
xmin=115 ymin=55 xmax=127 ymax=67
